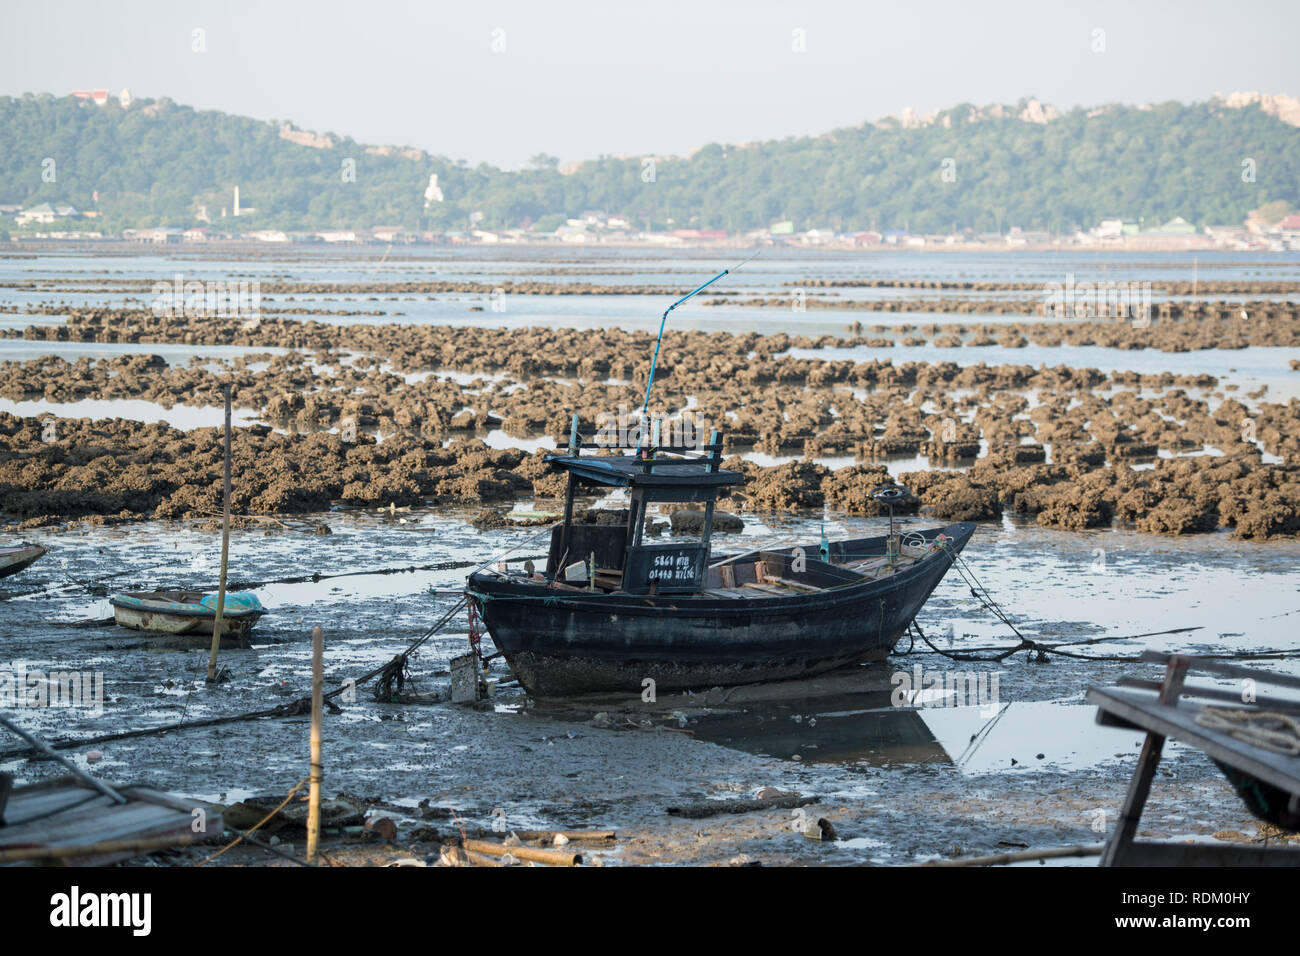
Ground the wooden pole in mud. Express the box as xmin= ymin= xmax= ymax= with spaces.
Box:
xmin=306 ymin=625 xmax=324 ymax=864
xmin=206 ymin=383 xmax=233 ymax=682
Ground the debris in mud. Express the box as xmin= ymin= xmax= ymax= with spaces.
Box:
xmin=666 ymin=793 xmax=819 ymax=819
xmin=363 ymin=816 xmax=398 ymax=841
xmin=222 ymin=794 xmax=365 ymax=833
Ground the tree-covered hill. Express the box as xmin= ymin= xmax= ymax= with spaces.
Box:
xmin=1 ymin=93 xmax=1296 ymax=234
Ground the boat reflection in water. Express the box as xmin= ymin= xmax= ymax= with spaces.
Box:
xmin=687 ymin=689 xmax=952 ymax=768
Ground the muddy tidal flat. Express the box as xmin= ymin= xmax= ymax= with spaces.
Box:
xmin=1 ymin=244 xmax=1298 ymax=866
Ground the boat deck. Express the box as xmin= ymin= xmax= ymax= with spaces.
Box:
xmin=697 ymin=548 xmax=928 ymax=599
xmin=540 ymin=546 xmax=930 ymax=599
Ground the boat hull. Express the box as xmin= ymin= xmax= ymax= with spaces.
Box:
xmin=108 ymin=590 xmax=266 ymax=637
xmin=0 ymin=544 xmax=46 ymax=580
xmin=110 ymin=606 xmax=263 ymax=637
xmin=470 ymin=522 xmax=975 ymax=697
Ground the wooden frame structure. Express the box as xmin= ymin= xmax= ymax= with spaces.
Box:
xmin=1087 ymin=651 xmax=1300 ymax=866
xmin=548 ymin=416 xmax=740 ymax=595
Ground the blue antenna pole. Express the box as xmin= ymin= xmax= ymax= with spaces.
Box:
xmin=638 ymin=251 xmax=759 ymax=455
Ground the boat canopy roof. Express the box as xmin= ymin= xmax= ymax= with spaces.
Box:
xmin=543 ymin=453 xmax=744 ymax=491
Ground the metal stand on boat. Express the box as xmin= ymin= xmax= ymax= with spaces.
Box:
xmin=871 ymin=484 xmax=910 ymax=569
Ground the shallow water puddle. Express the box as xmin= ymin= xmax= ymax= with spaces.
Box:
xmin=921 ymin=700 xmax=1140 ymax=774
xmin=0 ymin=397 xmax=263 ymax=430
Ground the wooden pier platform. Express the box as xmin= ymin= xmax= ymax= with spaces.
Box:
xmin=1087 ymin=651 xmax=1300 ymax=866
xmin=0 ymin=775 xmax=220 ymax=866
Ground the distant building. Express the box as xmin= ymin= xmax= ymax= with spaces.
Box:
xmin=1095 ymin=218 xmax=1125 ymax=239
xmin=15 ymin=202 xmax=79 ymax=225
xmin=142 ymin=227 xmax=182 ymax=244
xmin=671 ymin=229 xmax=726 ymax=240
xmin=1156 ymin=216 xmax=1197 ymax=234
xmin=769 ymin=220 xmax=795 ymax=235
xmin=556 ymin=224 xmax=592 ymax=243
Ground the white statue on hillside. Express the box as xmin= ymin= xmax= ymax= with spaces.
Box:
xmin=424 ymin=174 xmax=444 ymax=208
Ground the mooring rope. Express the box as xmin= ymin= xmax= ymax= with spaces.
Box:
xmin=196 ymin=776 xmax=311 ymax=867
xmin=1194 ymin=708 xmax=1300 ymax=756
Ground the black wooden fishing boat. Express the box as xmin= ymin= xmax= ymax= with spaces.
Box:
xmin=467 ymin=425 xmax=975 ymax=697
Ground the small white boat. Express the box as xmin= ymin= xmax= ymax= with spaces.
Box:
xmin=108 ymin=590 xmax=267 ymax=636
xmin=0 ymin=543 xmax=46 ymax=580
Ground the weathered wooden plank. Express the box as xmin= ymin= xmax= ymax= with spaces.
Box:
xmin=1138 ymin=650 xmax=1300 ymax=692
xmin=0 ymin=777 xmax=213 ymax=867
xmin=740 ymin=583 xmax=791 ymax=596
xmin=0 ymin=802 xmax=189 ymax=849
xmin=1088 ymin=687 xmax=1300 ymax=793
xmin=1099 ymin=658 xmax=1188 ymax=867
xmin=764 ymin=576 xmax=824 ymax=593
xmin=844 ymin=558 xmax=890 ymax=578
xmin=1094 ymin=655 xmax=1300 ymax=868
xmin=1117 ymin=677 xmax=1300 ymax=715
xmin=2 ymin=787 xmax=107 ymax=826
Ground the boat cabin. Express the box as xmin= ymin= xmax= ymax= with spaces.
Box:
xmin=543 ymin=421 xmax=743 ymax=595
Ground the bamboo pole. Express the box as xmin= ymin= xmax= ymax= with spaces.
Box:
xmin=206 ymin=383 xmax=233 ymax=682
xmin=306 ymin=625 xmax=324 ymax=864
xmin=462 ymin=837 xmax=582 ymax=866
xmin=463 ymin=849 xmax=506 ymax=867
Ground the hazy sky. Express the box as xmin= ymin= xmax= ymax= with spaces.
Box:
xmin=6 ymin=0 xmax=1298 ymax=167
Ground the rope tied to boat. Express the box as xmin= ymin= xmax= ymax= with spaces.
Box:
xmin=467 ymin=598 xmax=486 ymax=657
xmin=1194 ymin=708 xmax=1300 ymax=756
xmin=374 ymin=655 xmax=410 ymax=702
